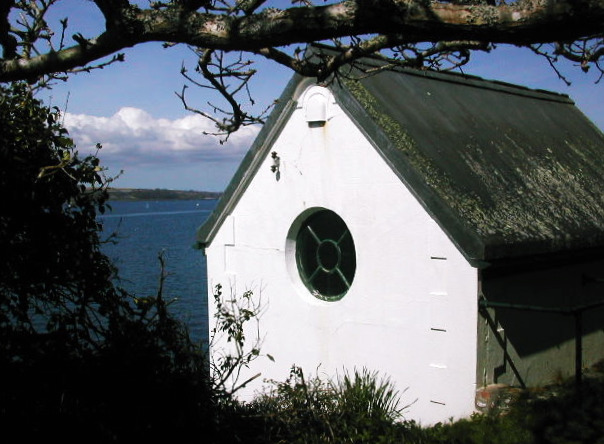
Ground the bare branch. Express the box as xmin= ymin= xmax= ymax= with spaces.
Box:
xmin=2 ymin=0 xmax=604 ymax=83
xmin=529 ymin=43 xmax=572 ymax=86
xmin=554 ymin=38 xmax=604 ymax=77
xmin=254 ymin=46 xmax=319 ymax=76
xmin=234 ymin=0 xmax=268 ymax=15
xmin=254 ymin=36 xmax=491 ymax=82
xmin=529 ymin=37 xmax=604 ymax=85
xmin=2 ymin=0 xmax=604 ymax=140
xmin=177 ymin=48 xmax=271 ymax=141
xmin=92 ymin=0 xmax=132 ymax=26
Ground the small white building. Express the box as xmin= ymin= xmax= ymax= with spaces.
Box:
xmin=197 ymin=53 xmax=604 ymax=424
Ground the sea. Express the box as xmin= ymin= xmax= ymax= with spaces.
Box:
xmin=99 ymin=199 xmax=218 ymax=343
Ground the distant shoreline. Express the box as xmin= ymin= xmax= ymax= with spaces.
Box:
xmin=107 ymin=188 xmax=222 ymax=201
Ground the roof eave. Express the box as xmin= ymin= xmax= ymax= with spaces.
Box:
xmin=195 ymin=73 xmax=313 ymax=248
xmin=482 ymin=245 xmax=604 ymax=277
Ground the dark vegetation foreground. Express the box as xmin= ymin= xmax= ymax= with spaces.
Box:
xmin=1 ymin=82 xmax=603 ymax=444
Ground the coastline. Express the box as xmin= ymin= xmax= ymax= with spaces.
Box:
xmin=107 ymin=188 xmax=222 ymax=201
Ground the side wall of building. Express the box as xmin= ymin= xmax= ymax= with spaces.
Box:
xmin=206 ymin=86 xmax=478 ymax=424
xmin=478 ymin=259 xmax=604 ymax=389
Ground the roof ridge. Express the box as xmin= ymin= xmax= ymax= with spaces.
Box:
xmin=309 ymin=43 xmax=573 ymax=104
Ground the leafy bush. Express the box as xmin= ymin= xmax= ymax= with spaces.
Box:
xmin=423 ymin=374 xmax=604 ymax=444
xmin=0 ymin=83 xmax=214 ymax=443
xmin=243 ymin=365 xmax=604 ymax=444
xmin=424 ymin=410 xmax=534 ymax=444
xmin=247 ymin=366 xmax=420 ymax=444
xmin=525 ymin=376 xmax=604 ymax=444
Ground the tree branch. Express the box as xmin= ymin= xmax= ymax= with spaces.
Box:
xmin=177 ymin=48 xmax=270 ymax=141
xmin=3 ymin=0 xmax=604 ymax=139
xmin=0 ymin=31 xmax=131 ymax=82
xmin=0 ymin=2 xmax=17 ymax=59
xmin=2 ymin=0 xmax=604 ymax=83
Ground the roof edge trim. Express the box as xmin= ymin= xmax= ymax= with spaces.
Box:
xmin=196 ymin=74 xmax=311 ymax=248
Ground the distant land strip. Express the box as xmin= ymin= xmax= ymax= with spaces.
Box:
xmin=107 ymin=188 xmax=222 ymax=201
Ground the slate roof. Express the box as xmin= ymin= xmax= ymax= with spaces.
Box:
xmin=197 ymin=53 xmax=604 ymax=268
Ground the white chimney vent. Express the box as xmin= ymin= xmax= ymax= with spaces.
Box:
xmin=303 ymin=86 xmax=330 ymax=126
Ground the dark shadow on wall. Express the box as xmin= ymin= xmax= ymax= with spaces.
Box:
xmin=481 ymin=257 xmax=604 ymax=359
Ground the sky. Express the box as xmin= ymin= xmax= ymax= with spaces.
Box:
xmin=35 ymin=2 xmax=604 ymax=192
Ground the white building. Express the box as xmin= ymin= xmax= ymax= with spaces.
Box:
xmin=197 ymin=52 xmax=604 ymax=424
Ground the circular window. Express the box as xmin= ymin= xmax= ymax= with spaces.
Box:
xmin=295 ymin=210 xmax=356 ymax=301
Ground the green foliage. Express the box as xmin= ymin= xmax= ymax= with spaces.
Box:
xmin=0 ymin=82 xmax=120 ymax=349
xmin=236 ymin=365 xmax=604 ymax=444
xmin=421 ymin=376 xmax=604 ymax=444
xmin=247 ymin=365 xmax=417 ymax=444
xmin=253 ymin=366 xmax=339 ymax=443
xmin=424 ymin=410 xmax=534 ymax=444
xmin=210 ymin=283 xmax=267 ymax=396
xmin=524 ymin=377 xmax=604 ymax=444
xmin=337 ymin=368 xmax=405 ymax=426
xmin=0 ymin=82 xmax=214 ymax=443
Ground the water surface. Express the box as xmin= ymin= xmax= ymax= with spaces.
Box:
xmin=99 ymin=199 xmax=217 ymax=342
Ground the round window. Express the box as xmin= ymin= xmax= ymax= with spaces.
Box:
xmin=295 ymin=210 xmax=356 ymax=301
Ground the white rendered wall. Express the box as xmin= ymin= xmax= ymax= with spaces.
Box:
xmin=205 ymin=86 xmax=478 ymax=425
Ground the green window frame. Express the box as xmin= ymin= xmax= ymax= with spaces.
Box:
xmin=295 ymin=210 xmax=356 ymax=301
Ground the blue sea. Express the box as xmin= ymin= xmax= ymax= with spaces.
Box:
xmin=99 ymin=199 xmax=217 ymax=343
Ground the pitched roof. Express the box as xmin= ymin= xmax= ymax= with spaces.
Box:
xmin=197 ymin=54 xmax=604 ymax=268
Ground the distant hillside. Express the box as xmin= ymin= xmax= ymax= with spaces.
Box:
xmin=107 ymin=188 xmax=222 ymax=201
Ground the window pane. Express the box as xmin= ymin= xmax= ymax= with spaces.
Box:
xmin=295 ymin=210 xmax=356 ymax=301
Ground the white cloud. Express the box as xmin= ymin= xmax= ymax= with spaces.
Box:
xmin=63 ymin=107 xmax=259 ymax=166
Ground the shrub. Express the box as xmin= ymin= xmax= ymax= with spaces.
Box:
xmin=423 ymin=374 xmax=604 ymax=444
xmin=0 ymin=83 xmax=215 ymax=443
xmin=247 ymin=366 xmax=421 ymax=444
xmin=525 ymin=377 xmax=604 ymax=444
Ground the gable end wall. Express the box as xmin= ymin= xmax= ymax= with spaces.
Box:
xmin=205 ymin=86 xmax=478 ymax=424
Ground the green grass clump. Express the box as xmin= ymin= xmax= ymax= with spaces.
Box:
xmin=245 ymin=366 xmax=420 ymax=444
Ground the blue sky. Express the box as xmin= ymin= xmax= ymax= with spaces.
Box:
xmin=37 ymin=2 xmax=604 ymax=192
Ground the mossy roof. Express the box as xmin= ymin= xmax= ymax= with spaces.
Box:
xmin=197 ymin=57 xmax=604 ymax=268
